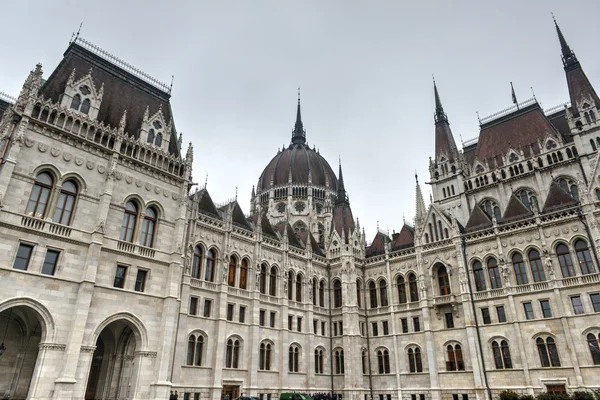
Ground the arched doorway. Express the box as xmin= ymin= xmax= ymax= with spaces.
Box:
xmin=85 ymin=319 xmax=140 ymax=400
xmin=0 ymin=306 xmax=44 ymax=400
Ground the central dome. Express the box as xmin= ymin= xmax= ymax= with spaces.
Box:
xmin=256 ymin=142 xmax=338 ymax=191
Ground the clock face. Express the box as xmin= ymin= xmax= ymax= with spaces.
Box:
xmin=294 ymin=202 xmax=306 ymax=212
xmin=277 ymin=203 xmax=286 ymax=213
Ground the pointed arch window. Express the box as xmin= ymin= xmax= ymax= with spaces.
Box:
xmin=192 ymin=246 xmax=202 ymax=279
xmin=334 ymin=349 xmax=345 ymax=374
xmin=377 ymin=349 xmax=390 ymax=374
xmin=575 ymin=239 xmax=595 ymax=275
xmin=70 ymin=94 xmax=81 ymax=110
xmin=446 ymin=344 xmax=464 ymax=371
xmin=269 ymin=266 xmax=277 ymax=296
xmin=528 ymin=249 xmax=546 ymax=282
xmin=487 ymin=258 xmax=502 ymax=289
xmin=333 ymin=279 xmax=342 ymax=308
xmin=586 ymin=333 xmax=600 ymax=365
xmin=319 ymin=280 xmax=325 ymax=307
xmin=148 ymin=129 xmax=155 ymax=144
xmin=408 ymin=273 xmax=419 ymax=302
xmin=205 ymin=249 xmax=216 ymax=282
xmin=408 ymin=347 xmax=423 ymax=373
xmin=239 ymin=259 xmax=248 ymax=289
xmin=557 ymin=178 xmax=580 ymax=202
xmin=119 ymin=201 xmax=138 ymax=242
xmin=512 ymin=253 xmax=528 ymax=285
xmin=155 ymin=132 xmax=163 ymax=147
xmin=397 ymin=276 xmax=407 ymax=303
xmin=312 ymin=278 xmax=317 ymax=305
xmin=315 ymin=348 xmax=324 ymax=374
xmin=287 ymin=271 xmax=294 ymax=300
xmin=437 ymin=265 xmax=451 ymax=295
xmin=492 ymin=340 xmax=512 ymax=369
xmin=537 ymin=337 xmax=560 ymax=367
xmin=557 ymin=243 xmax=576 ymax=277
xmin=52 ymin=180 xmax=78 ymax=225
xmin=228 ymin=256 xmax=237 ymax=287
xmin=379 ymin=280 xmax=389 ymax=306
xmin=259 ymin=342 xmax=272 ymax=370
xmin=517 ymin=189 xmax=538 ymax=212
xmin=356 ymin=280 xmax=363 ymax=308
xmin=369 ymin=281 xmax=378 ymax=308
xmin=225 ymin=338 xmax=240 ymax=368
xmin=259 ymin=264 xmax=267 ymax=294
xmin=26 ymin=172 xmax=54 ymax=219
xmin=295 ymin=274 xmax=303 ymax=302
xmin=481 ymin=199 xmax=501 ymax=221
xmin=186 ymin=334 xmax=204 ymax=366
xmin=80 ymin=98 xmax=90 ymax=114
xmin=361 ymin=349 xmax=367 ymax=374
xmin=288 ymin=345 xmax=300 ymax=372
xmin=473 ymin=261 xmax=486 ymax=291
xmin=140 ymin=207 xmax=158 ymax=247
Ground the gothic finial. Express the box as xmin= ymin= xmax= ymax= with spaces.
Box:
xmin=251 ymin=185 xmax=255 ymax=198
xmin=119 ymin=110 xmax=127 ymax=130
xmin=553 ymin=14 xmax=577 ymax=67
xmin=235 ymin=186 xmax=238 ymax=201
xmin=433 ymin=78 xmax=448 ymax=124
xmin=98 ymin=82 xmax=104 ymax=99
xmin=143 ymin=106 xmax=150 ymax=123
xmin=291 ymin=88 xmax=306 ymax=144
xmin=186 ymin=142 xmax=193 ymax=164
xmin=205 ymin=173 xmax=208 ymax=188
xmin=178 ymin=133 xmax=183 ymax=150
xmin=67 ymin=68 xmax=76 ymax=85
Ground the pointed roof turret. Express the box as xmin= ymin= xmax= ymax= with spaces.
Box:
xmin=415 ymin=173 xmax=427 ymax=226
xmin=553 ymin=15 xmax=577 ymax=68
xmin=291 ymin=88 xmax=306 ymax=145
xmin=336 ymin=157 xmax=348 ymax=205
xmin=432 ymin=79 xmax=459 ymax=162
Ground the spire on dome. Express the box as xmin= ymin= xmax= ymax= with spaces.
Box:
xmin=432 ymin=79 xmax=459 ymax=162
xmin=336 ymin=157 xmax=348 ymax=205
xmin=433 ymin=76 xmax=448 ymax=124
xmin=291 ymin=87 xmax=306 ymax=144
xmin=553 ymin=14 xmax=577 ymax=68
xmin=415 ymin=173 xmax=427 ymax=226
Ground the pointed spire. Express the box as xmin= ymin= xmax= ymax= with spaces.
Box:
xmin=186 ymin=142 xmax=194 ymax=166
xmin=553 ymin=14 xmax=577 ymax=68
xmin=119 ymin=110 xmax=127 ymax=131
xmin=336 ymin=157 xmax=348 ymax=205
xmin=291 ymin=88 xmax=306 ymax=145
xmin=433 ymin=76 xmax=448 ymax=124
xmin=415 ymin=173 xmax=427 ymax=225
xmin=67 ymin=68 xmax=76 ymax=86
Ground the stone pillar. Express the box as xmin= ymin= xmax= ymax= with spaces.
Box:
xmin=0 ymin=116 xmax=27 ymax=197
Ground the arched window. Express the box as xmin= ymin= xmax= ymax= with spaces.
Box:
xmin=369 ymin=281 xmax=378 ymax=308
xmin=140 ymin=207 xmax=158 ymax=247
xmin=437 ymin=265 xmax=451 ymax=295
xmin=586 ymin=333 xmax=600 ymax=365
xmin=537 ymin=337 xmax=560 ymax=367
xmin=239 ymin=259 xmax=248 ymax=289
xmin=361 ymin=349 xmax=367 ymax=374
xmin=473 ymin=261 xmax=486 ymax=291
xmin=334 ymin=349 xmax=345 ymax=374
xmin=397 ymin=276 xmax=407 ymax=303
xmin=205 ymin=249 xmax=216 ymax=282
xmin=119 ymin=201 xmax=138 ymax=242
xmin=487 ymin=258 xmax=502 ymax=289
xmin=557 ymin=178 xmax=580 ymax=202
xmin=259 ymin=264 xmax=267 ymax=294
xmin=377 ymin=349 xmax=390 ymax=374
xmin=319 ymin=280 xmax=325 ymax=307
xmin=379 ymin=280 xmax=389 ymax=306
xmin=315 ymin=349 xmax=324 ymax=374
xmin=528 ymin=249 xmax=546 ymax=282
xmin=512 ymin=253 xmax=528 ymax=285
xmin=492 ymin=340 xmax=512 ymax=369
xmin=557 ymin=243 xmax=576 ymax=277
xmin=80 ymin=98 xmax=91 ymax=114
xmin=287 ymin=271 xmax=294 ymax=300
xmin=333 ymin=280 xmax=342 ymax=308
xmin=148 ymin=129 xmax=155 ymax=143
xmin=228 ymin=256 xmax=237 ymax=287
xmin=155 ymin=132 xmax=163 ymax=147
xmin=446 ymin=344 xmax=464 ymax=371
xmin=296 ymin=274 xmax=303 ymax=302
xmin=408 ymin=273 xmax=419 ymax=302
xmin=52 ymin=180 xmax=78 ymax=225
xmin=408 ymin=347 xmax=423 ymax=373
xmin=356 ymin=280 xmax=362 ymax=308
xmin=186 ymin=334 xmax=204 ymax=366
xmin=517 ymin=189 xmax=538 ymax=212
xmin=225 ymin=338 xmax=240 ymax=368
xmin=312 ymin=278 xmax=317 ymax=305
xmin=192 ymin=246 xmax=202 ymax=279
xmin=269 ymin=267 xmax=277 ymax=296
xmin=26 ymin=172 xmax=54 ymax=218
xmin=575 ymin=240 xmax=595 ymax=275
xmin=481 ymin=199 xmax=501 ymax=221
xmin=70 ymin=94 xmax=81 ymax=110
xmin=289 ymin=345 xmax=300 ymax=372
xmin=260 ymin=342 xmax=272 ymax=370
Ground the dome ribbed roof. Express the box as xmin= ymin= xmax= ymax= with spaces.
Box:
xmin=257 ymin=143 xmax=337 ymax=191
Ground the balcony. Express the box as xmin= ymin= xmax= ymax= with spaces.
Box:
xmin=433 ymin=294 xmax=456 ymax=305
xmin=116 ymin=240 xmax=156 ymax=258
xmin=561 ymin=273 xmax=600 ymax=288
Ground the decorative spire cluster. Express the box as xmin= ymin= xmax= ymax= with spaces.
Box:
xmin=291 ymin=88 xmax=306 ymax=144
xmin=553 ymin=14 xmax=578 ymax=68
xmin=415 ymin=173 xmax=427 ymax=226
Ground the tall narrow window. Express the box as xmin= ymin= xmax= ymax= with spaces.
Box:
xmin=239 ymin=259 xmax=248 ymax=289
xmin=312 ymin=278 xmax=317 ymax=305
xmin=586 ymin=333 xmax=600 ymax=365
xmin=41 ymin=249 xmax=60 ymax=275
xmin=186 ymin=334 xmax=204 ymax=366
xmin=296 ymin=274 xmax=303 ymax=302
xmin=155 ymin=132 xmax=163 ymax=147
xmin=537 ymin=337 xmax=560 ymax=367
xmin=334 ymin=350 xmax=345 ymax=374
xmin=13 ymin=244 xmax=34 ymax=271
xmin=438 ymin=265 xmax=451 ymax=295
xmin=80 ymin=98 xmax=90 ymax=114
xmin=26 ymin=172 xmax=54 ymax=218
xmin=140 ymin=207 xmax=157 ymax=247
xmin=492 ymin=340 xmax=512 ymax=369
xmin=333 ymin=280 xmax=342 ymax=308
xmin=120 ymin=201 xmax=138 ymax=242
xmin=319 ymin=281 xmax=325 ymax=306
xmin=205 ymin=249 xmax=216 ymax=282
xmin=487 ymin=258 xmax=502 ymax=289
xmin=380 ymin=280 xmax=389 ymax=306
xmin=228 ymin=256 xmax=237 ymax=287
xmin=362 ymin=350 xmax=367 ymax=374
xmin=148 ymin=129 xmax=155 ymax=143
xmin=397 ymin=276 xmax=407 ymax=303
xmin=356 ymin=280 xmax=362 ymax=308
xmin=53 ymin=180 xmax=78 ymax=225
xmin=260 ymin=343 xmax=272 ymax=370
xmin=192 ymin=246 xmax=202 ymax=279
xmin=70 ymin=94 xmax=81 ymax=110
xmin=377 ymin=350 xmax=390 ymax=374
xmin=528 ymin=249 xmax=546 ymax=282
xmin=446 ymin=344 xmax=464 ymax=371
xmin=408 ymin=274 xmax=419 ymax=302
xmin=113 ymin=265 xmax=127 ymax=288
xmin=259 ymin=264 xmax=267 ymax=294
xmin=289 ymin=345 xmax=300 ymax=372
xmin=369 ymin=281 xmax=378 ymax=308
xmin=557 ymin=243 xmax=576 ymax=277
xmin=287 ymin=271 xmax=294 ymax=300
xmin=134 ymin=269 xmax=148 ymax=292
xmin=512 ymin=253 xmax=528 ymax=285
xmin=575 ymin=240 xmax=595 ymax=275
xmin=269 ymin=267 xmax=277 ymax=296
xmin=315 ymin=349 xmax=324 ymax=374
xmin=473 ymin=261 xmax=486 ymax=291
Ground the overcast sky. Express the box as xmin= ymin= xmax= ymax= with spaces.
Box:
xmin=2 ymin=1 xmax=599 ymax=241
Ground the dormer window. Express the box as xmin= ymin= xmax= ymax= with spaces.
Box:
xmin=148 ymin=121 xmax=164 ymax=147
xmin=80 ymin=85 xmax=91 ymax=96
xmin=70 ymin=86 xmax=92 ymax=115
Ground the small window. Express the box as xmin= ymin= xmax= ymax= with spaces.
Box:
xmin=321 ymin=321 xmax=326 ymax=335
xmin=540 ymin=300 xmax=552 ymax=318
xmin=239 ymin=306 xmax=246 ymax=323
xmin=590 ymin=293 xmax=600 ymax=312
xmin=571 ymin=296 xmax=584 ymax=315
xmin=372 ymin=322 xmax=379 ymax=337
xmin=41 ymin=249 xmax=60 ymax=275
xmin=401 ymin=318 xmax=409 ymax=333
xmin=481 ymin=308 xmax=491 ymax=324
xmin=270 ymin=311 xmax=276 ymax=328
xmin=155 ymin=132 xmax=163 ymax=147
xmin=80 ymin=98 xmax=90 ymax=114
xmin=313 ymin=319 xmax=318 ymax=334
xmin=13 ymin=244 xmax=34 ymax=271
xmin=227 ymin=304 xmax=234 ymax=321
xmin=413 ymin=317 xmax=421 ymax=332
xmin=113 ymin=265 xmax=127 ymax=288
xmin=382 ymin=320 xmax=389 ymax=335
xmin=140 ymin=207 xmax=158 ymax=248
xmin=259 ymin=309 xmax=265 ymax=326
xmin=189 ymin=297 xmax=198 ymax=315
xmin=333 ymin=279 xmax=342 ymax=308
xmin=496 ymin=306 xmax=507 ymax=323
xmin=120 ymin=201 xmax=138 ymax=243
xmin=53 ymin=180 xmax=78 ymax=225
xmin=203 ymin=299 xmax=212 ymax=317
xmin=134 ymin=269 xmax=148 ymax=292
xmin=339 ymin=321 xmax=343 ymax=335
xmin=70 ymin=94 xmax=81 ymax=110
xmin=523 ymin=302 xmax=534 ymax=320
xmin=288 ymin=315 xmax=293 ymax=330
xmin=297 ymin=317 xmax=302 ymax=332
xmin=445 ymin=312 xmax=454 ymax=329
xmin=26 ymin=172 xmax=54 ymax=218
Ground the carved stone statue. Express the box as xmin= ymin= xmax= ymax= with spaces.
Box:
xmin=545 ymin=258 xmax=555 ymax=276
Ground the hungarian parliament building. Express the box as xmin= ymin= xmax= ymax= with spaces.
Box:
xmin=0 ymin=18 xmax=599 ymax=400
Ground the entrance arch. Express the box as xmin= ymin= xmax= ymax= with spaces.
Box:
xmin=84 ymin=317 xmax=145 ymax=400
xmin=0 ymin=305 xmax=46 ymax=400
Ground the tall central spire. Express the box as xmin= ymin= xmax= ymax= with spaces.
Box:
xmin=553 ymin=15 xmax=578 ymax=68
xmin=434 ymin=77 xmax=448 ymax=124
xmin=336 ymin=157 xmax=349 ymax=205
xmin=291 ymin=88 xmax=306 ymax=144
